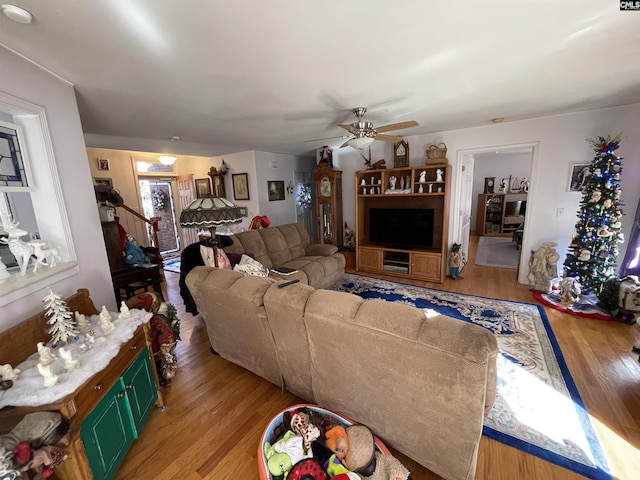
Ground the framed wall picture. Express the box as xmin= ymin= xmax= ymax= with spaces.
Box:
xmin=232 ymin=173 xmax=250 ymax=200
xmin=267 ymin=180 xmax=285 ymax=201
xmin=238 ymin=206 xmax=248 ymax=217
xmin=568 ymin=163 xmax=590 ymax=192
xmin=97 ymin=158 xmax=110 ymax=171
xmin=93 ymin=177 xmax=113 ymax=189
xmin=195 ymin=178 xmax=212 ymax=197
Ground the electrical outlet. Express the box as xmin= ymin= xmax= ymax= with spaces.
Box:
xmin=556 ymin=208 xmax=565 ymax=217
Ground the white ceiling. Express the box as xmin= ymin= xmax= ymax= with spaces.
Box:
xmin=1 ymin=1 xmax=639 ymax=157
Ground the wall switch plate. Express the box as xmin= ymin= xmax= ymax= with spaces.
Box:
xmin=556 ymin=208 xmax=565 ymax=217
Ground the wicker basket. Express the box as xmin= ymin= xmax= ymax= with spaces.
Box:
xmin=426 ymin=142 xmax=448 ymax=164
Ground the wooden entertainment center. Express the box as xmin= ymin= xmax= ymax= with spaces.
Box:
xmin=355 ymin=164 xmax=450 ymax=283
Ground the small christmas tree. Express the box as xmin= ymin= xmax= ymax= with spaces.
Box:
xmin=563 ymin=134 xmax=624 ymax=294
xmin=43 ymin=288 xmax=78 ymax=346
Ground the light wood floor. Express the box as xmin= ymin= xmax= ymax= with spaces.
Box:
xmin=114 ymin=234 xmax=640 ymax=480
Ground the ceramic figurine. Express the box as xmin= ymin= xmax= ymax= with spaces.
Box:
xmin=418 ymin=184 xmax=424 ymax=193
xmin=30 ymin=240 xmax=61 ymax=271
xmin=0 ymin=364 xmax=20 ymax=382
xmin=436 ymin=169 xmax=444 ymax=182
xmin=75 ymin=311 xmax=90 ymax=333
xmin=528 ymin=242 xmax=561 ymax=293
xmin=558 ymin=277 xmax=581 ymax=306
xmin=119 ymin=301 xmax=131 ymax=318
xmin=84 ymin=330 xmax=96 ymax=350
xmin=419 ymin=170 xmax=426 ymax=183
xmin=99 ymin=313 xmax=115 ymax=335
xmin=428 ymin=184 xmax=433 ymax=193
xmin=59 ymin=347 xmax=80 ymax=371
xmin=37 ymin=342 xmax=57 ymax=365
xmin=37 ymin=362 xmax=58 ymax=388
xmin=520 ymin=178 xmax=530 ymax=193
xmin=389 ymin=176 xmax=397 ymax=191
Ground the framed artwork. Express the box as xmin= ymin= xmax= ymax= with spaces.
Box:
xmin=267 ymin=180 xmax=285 ymax=201
xmin=94 ymin=177 xmax=113 ymax=189
xmin=232 ymin=173 xmax=250 ymax=200
xmin=195 ymin=178 xmax=212 ymax=197
xmin=97 ymin=158 xmax=110 ymax=171
xmin=238 ymin=206 xmax=248 ymax=217
xmin=568 ymin=163 xmax=590 ymax=192
xmin=393 ymin=140 xmax=409 ymax=168
xmin=0 ymin=119 xmax=31 ymax=189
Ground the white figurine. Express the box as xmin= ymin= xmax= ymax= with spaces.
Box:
xmin=37 ymin=342 xmax=57 ymax=365
xmin=419 ymin=170 xmax=426 ymax=183
xmin=119 ymin=301 xmax=131 ymax=318
xmin=0 ymin=364 xmax=20 ymax=382
xmin=520 ymin=177 xmax=530 ymax=193
xmin=428 ymin=184 xmax=433 ymax=193
xmin=99 ymin=314 xmax=115 ymax=335
xmin=500 ymin=178 xmax=509 ymax=193
xmin=75 ymin=311 xmax=90 ymax=333
xmin=37 ymin=362 xmax=58 ymax=388
xmin=59 ymin=348 xmax=80 ymax=371
xmin=389 ymin=176 xmax=397 ymax=191
xmin=436 ymin=169 xmax=444 ymax=182
xmin=29 ymin=241 xmax=61 ymax=272
xmin=360 ymin=178 xmax=366 ymax=185
xmin=418 ymin=184 xmax=424 ymax=193
xmin=83 ymin=330 xmax=96 ymax=350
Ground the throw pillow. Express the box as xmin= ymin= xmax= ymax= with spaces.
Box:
xmin=200 ymin=245 xmax=232 ymax=269
xmin=216 ymin=248 xmax=231 ymax=269
xmin=200 ymin=245 xmax=216 ymax=267
xmin=233 ymin=254 xmax=269 ymax=277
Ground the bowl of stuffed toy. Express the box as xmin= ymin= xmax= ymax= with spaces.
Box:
xmin=258 ymin=404 xmax=410 ymax=480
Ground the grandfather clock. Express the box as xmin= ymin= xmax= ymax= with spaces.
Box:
xmin=314 ymin=162 xmax=343 ymax=248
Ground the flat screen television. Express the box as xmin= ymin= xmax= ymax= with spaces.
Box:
xmin=369 ymin=208 xmax=434 ymax=249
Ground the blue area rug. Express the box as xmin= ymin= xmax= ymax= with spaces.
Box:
xmin=163 ymin=258 xmax=181 ymax=273
xmin=329 ymin=274 xmax=611 ymax=480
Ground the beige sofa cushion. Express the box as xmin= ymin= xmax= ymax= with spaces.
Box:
xmin=185 ymin=267 xmax=282 ymax=387
xmin=303 ymin=289 xmax=497 ymax=480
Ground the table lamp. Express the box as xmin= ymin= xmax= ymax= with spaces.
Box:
xmin=179 ymin=196 xmax=242 ymax=267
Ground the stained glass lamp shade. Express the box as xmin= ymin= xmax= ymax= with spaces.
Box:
xmin=179 ymin=195 xmax=242 ymax=240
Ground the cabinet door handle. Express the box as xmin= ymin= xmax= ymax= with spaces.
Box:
xmin=130 ymin=345 xmax=138 ymax=350
xmin=94 ymin=383 xmax=103 ymax=390
xmin=126 ymin=383 xmax=135 ymax=390
xmin=117 ymin=391 xmax=126 ymax=398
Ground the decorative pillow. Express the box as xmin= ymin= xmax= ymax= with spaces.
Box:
xmin=200 ymin=245 xmax=216 ymax=267
xmin=216 ymin=248 xmax=232 ymax=269
xmin=200 ymin=245 xmax=232 ymax=269
xmin=233 ymin=254 xmax=269 ymax=277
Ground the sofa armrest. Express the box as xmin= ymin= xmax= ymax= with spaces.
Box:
xmin=305 ymin=244 xmax=338 ymax=256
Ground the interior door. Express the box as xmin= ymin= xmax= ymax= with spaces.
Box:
xmin=457 ymin=154 xmax=475 ymax=258
xmin=177 ymin=174 xmax=198 ymax=248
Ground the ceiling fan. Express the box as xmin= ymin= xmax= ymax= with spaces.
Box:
xmin=307 ymin=107 xmax=419 ymax=149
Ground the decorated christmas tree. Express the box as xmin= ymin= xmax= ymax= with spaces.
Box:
xmin=43 ymin=288 xmax=78 ymax=346
xmin=563 ymin=134 xmax=624 ymax=294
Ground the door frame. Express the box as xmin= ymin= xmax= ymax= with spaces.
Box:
xmin=452 ymin=141 xmax=540 ymax=284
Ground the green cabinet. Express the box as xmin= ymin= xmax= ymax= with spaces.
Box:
xmin=81 ymin=349 xmax=157 ymax=480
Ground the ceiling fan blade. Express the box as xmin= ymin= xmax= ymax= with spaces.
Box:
xmin=338 ymin=124 xmax=358 ymax=134
xmin=339 ymin=139 xmax=352 ymax=148
xmin=375 ymin=133 xmax=403 ymax=143
xmin=375 ymin=120 xmax=419 ymax=133
xmin=303 ymin=134 xmax=350 ymax=143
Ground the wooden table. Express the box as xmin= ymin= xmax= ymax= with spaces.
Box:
xmin=111 ymin=263 xmax=164 ymax=303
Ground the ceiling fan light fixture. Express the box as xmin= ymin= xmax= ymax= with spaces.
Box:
xmin=348 ymin=136 xmax=376 ymax=150
xmin=2 ymin=4 xmax=33 ymax=24
xmin=158 ymin=155 xmax=177 ymax=165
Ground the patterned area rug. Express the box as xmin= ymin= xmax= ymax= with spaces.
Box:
xmin=163 ymin=258 xmax=181 ymax=273
xmin=475 ymin=236 xmax=520 ymax=269
xmin=329 ymin=274 xmax=611 ymax=480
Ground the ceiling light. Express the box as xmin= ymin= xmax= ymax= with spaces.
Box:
xmin=348 ymin=136 xmax=376 ymax=150
xmin=158 ymin=155 xmax=177 ymax=165
xmin=491 ymin=117 xmax=505 ymax=124
xmin=170 ymin=136 xmax=181 ymax=142
xmin=2 ymin=4 xmax=33 ymax=24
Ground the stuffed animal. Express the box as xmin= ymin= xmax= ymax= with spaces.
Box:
xmin=263 ymin=430 xmax=305 ymax=479
xmin=325 ymin=425 xmax=349 ymax=460
xmin=124 ymin=235 xmax=146 ymax=265
xmin=290 ymin=411 xmax=321 ymax=454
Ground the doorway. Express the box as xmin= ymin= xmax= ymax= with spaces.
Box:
xmin=139 ymin=178 xmax=180 ymax=255
xmin=453 ymin=143 xmax=538 ymax=282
